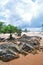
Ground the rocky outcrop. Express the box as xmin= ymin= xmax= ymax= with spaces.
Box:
xmin=0 ymin=34 xmax=42 ymax=62
xmin=0 ymin=43 xmax=19 ymax=62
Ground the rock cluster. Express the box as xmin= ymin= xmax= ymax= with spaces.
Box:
xmin=0 ymin=34 xmax=42 ymax=62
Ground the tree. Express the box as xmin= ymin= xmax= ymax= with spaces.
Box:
xmin=17 ymin=28 xmax=22 ymax=36
xmin=0 ymin=21 xmax=22 ymax=39
xmin=24 ymin=28 xmax=27 ymax=32
xmin=1 ymin=24 xmax=18 ymax=39
xmin=0 ymin=22 xmax=4 ymax=33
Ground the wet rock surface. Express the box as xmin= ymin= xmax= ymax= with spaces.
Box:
xmin=0 ymin=34 xmax=42 ymax=62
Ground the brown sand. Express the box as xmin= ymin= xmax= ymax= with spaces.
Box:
xmin=0 ymin=32 xmax=43 ymax=65
xmin=0 ymin=53 xmax=43 ymax=65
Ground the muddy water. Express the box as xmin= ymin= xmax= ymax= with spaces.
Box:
xmin=0 ymin=52 xmax=43 ymax=65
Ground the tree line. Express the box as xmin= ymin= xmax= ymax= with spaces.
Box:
xmin=0 ymin=22 xmax=22 ymax=39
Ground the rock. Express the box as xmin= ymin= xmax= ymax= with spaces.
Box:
xmin=21 ymin=34 xmax=31 ymax=39
xmin=39 ymin=46 xmax=43 ymax=52
xmin=28 ymin=39 xmax=40 ymax=49
xmin=18 ymin=34 xmax=31 ymax=42
xmin=31 ymin=36 xmax=42 ymax=42
xmin=18 ymin=34 xmax=42 ymax=45
xmin=19 ymin=42 xmax=34 ymax=52
xmin=18 ymin=42 xmax=34 ymax=56
xmin=0 ymin=49 xmax=19 ymax=62
xmin=20 ymin=34 xmax=42 ymax=41
xmin=5 ymin=37 xmax=16 ymax=41
xmin=0 ymin=37 xmax=5 ymax=42
xmin=0 ymin=43 xmax=19 ymax=62
xmin=18 ymin=34 xmax=42 ymax=50
xmin=1 ymin=53 xmax=19 ymax=62
xmin=0 ymin=34 xmax=42 ymax=62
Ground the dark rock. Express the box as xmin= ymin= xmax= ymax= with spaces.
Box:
xmin=18 ymin=42 xmax=34 ymax=52
xmin=1 ymin=53 xmax=19 ymax=62
xmin=0 ymin=43 xmax=19 ymax=62
xmin=0 ymin=34 xmax=42 ymax=62
xmin=18 ymin=34 xmax=42 ymax=44
xmin=0 ymin=37 xmax=5 ymax=42
xmin=18 ymin=34 xmax=42 ymax=50
xmin=20 ymin=34 xmax=42 ymax=40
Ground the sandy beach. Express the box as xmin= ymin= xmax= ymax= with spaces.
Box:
xmin=0 ymin=32 xmax=43 ymax=65
xmin=0 ymin=52 xmax=43 ymax=65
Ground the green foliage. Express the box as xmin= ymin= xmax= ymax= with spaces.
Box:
xmin=0 ymin=22 xmax=4 ymax=27
xmin=0 ymin=22 xmax=4 ymax=33
xmin=0 ymin=22 xmax=22 ymax=36
xmin=17 ymin=28 xmax=22 ymax=36
xmin=1 ymin=24 xmax=18 ymax=33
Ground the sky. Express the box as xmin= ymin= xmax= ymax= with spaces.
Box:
xmin=0 ymin=0 xmax=43 ymax=31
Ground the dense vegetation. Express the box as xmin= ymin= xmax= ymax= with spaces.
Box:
xmin=0 ymin=22 xmax=22 ymax=39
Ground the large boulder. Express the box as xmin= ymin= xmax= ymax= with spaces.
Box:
xmin=0 ymin=51 xmax=19 ymax=62
xmin=0 ymin=43 xmax=19 ymax=62
xmin=18 ymin=42 xmax=34 ymax=55
xmin=18 ymin=34 xmax=42 ymax=50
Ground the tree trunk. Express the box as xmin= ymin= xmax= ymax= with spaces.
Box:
xmin=9 ymin=33 xmax=13 ymax=39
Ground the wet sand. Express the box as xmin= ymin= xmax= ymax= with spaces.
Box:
xmin=0 ymin=32 xmax=43 ymax=65
xmin=0 ymin=52 xmax=43 ymax=65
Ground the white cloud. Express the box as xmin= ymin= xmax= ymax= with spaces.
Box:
xmin=15 ymin=0 xmax=43 ymax=24
xmin=0 ymin=0 xmax=11 ymax=23
xmin=0 ymin=19 xmax=10 ymax=24
xmin=0 ymin=0 xmax=43 ymax=30
xmin=0 ymin=9 xmax=11 ymax=23
xmin=15 ymin=1 xmax=33 ymax=23
xmin=0 ymin=0 xmax=9 ymax=6
xmin=4 ymin=9 xmax=10 ymax=18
